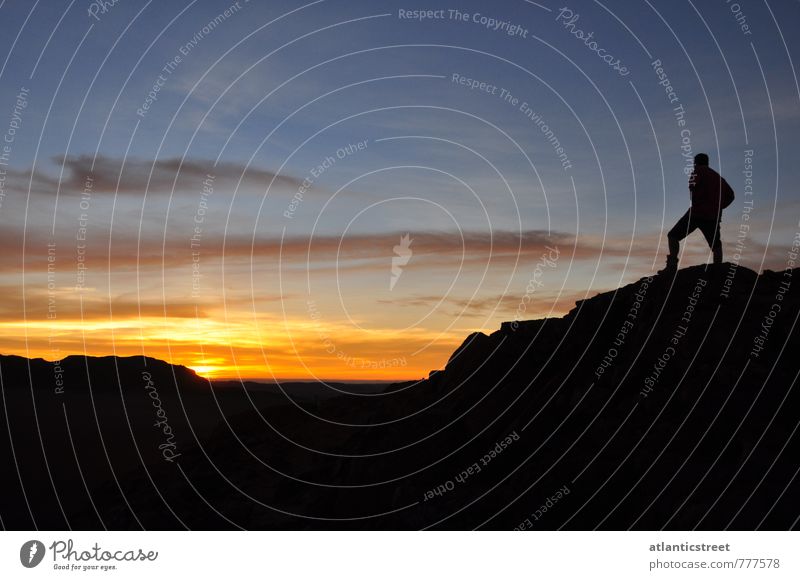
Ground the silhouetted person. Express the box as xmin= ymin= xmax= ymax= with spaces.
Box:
xmin=660 ymin=153 xmax=734 ymax=274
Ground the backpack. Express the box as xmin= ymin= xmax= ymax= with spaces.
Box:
xmin=720 ymin=177 xmax=735 ymax=209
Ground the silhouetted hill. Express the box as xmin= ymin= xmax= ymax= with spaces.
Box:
xmin=2 ymin=264 xmax=799 ymax=529
xmin=0 ymin=354 xmax=383 ymax=529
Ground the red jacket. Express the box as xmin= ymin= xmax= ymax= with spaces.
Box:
xmin=689 ymin=165 xmax=732 ymax=220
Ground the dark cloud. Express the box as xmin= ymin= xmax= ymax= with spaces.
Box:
xmin=8 ymin=154 xmax=303 ymax=197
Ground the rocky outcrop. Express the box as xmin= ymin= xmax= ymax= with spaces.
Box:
xmin=2 ymin=264 xmax=799 ymax=530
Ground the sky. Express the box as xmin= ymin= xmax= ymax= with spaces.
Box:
xmin=0 ymin=0 xmax=798 ymax=380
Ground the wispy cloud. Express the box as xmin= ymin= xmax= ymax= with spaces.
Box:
xmin=9 ymin=154 xmax=303 ymax=197
xmin=5 ymin=223 xmax=793 ymax=275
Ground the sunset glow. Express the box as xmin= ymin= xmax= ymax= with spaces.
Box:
xmin=0 ymin=0 xmax=796 ymax=384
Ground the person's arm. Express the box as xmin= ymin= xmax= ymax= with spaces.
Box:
xmin=688 ymin=170 xmax=698 ymax=203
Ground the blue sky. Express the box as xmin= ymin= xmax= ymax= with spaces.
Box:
xmin=1 ymin=0 xmax=798 ymax=378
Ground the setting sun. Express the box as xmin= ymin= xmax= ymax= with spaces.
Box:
xmin=189 ymin=365 xmax=218 ymax=378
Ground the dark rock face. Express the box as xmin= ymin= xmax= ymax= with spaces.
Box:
xmin=2 ymin=264 xmax=799 ymax=530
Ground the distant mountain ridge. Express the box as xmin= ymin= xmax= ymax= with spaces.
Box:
xmin=2 ymin=263 xmax=799 ymax=529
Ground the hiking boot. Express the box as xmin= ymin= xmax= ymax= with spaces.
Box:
xmin=658 ymin=255 xmax=678 ymax=276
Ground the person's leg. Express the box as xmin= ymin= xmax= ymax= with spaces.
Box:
xmin=662 ymin=210 xmax=695 ymax=271
xmin=699 ymin=220 xmax=723 ymax=264
xmin=668 ymin=235 xmax=680 ymax=258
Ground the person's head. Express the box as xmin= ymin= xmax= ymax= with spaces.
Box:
xmin=694 ymin=153 xmax=709 ymax=167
